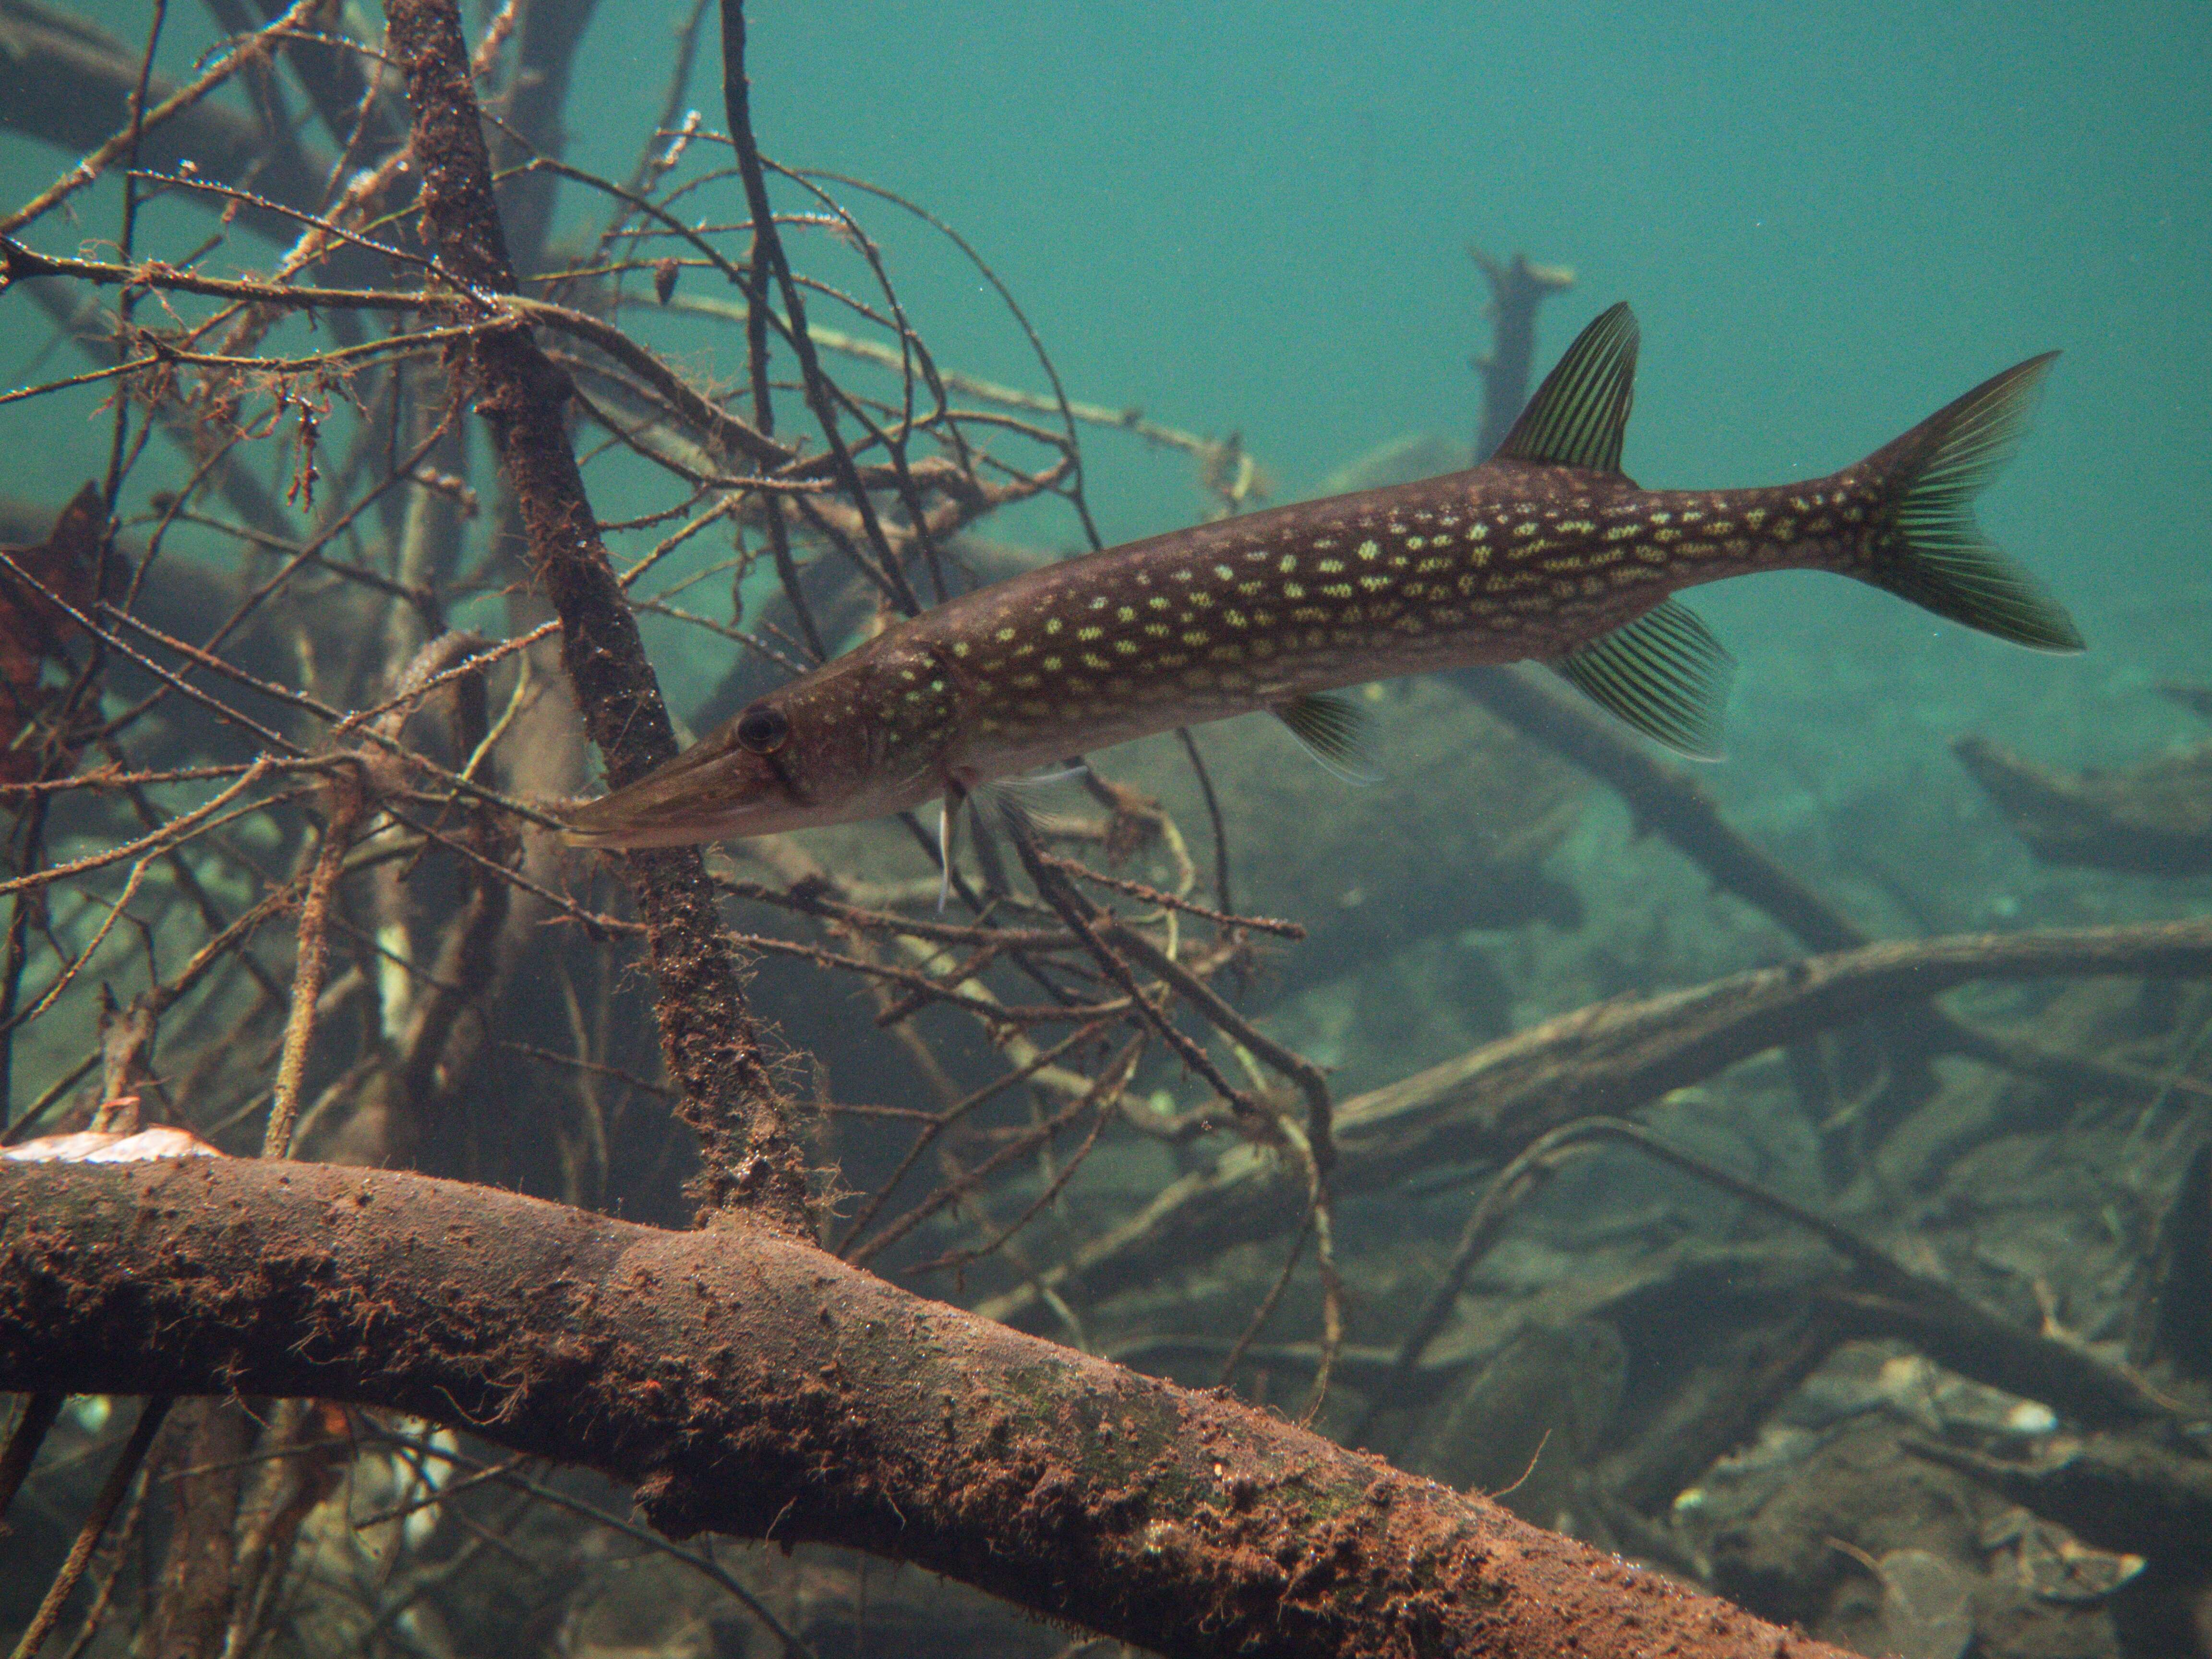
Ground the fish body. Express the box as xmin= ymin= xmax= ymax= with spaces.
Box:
xmin=566 ymin=304 xmax=2080 ymax=849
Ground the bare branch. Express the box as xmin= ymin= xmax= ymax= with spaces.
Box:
xmin=382 ymin=0 xmax=810 ymax=1231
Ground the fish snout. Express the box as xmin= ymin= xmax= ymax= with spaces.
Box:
xmin=558 ymin=733 xmax=791 ymax=848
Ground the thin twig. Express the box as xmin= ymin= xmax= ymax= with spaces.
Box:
xmin=6 ymin=1396 xmax=170 ymax=1659
xmin=264 ymin=769 xmax=365 ymax=1157
xmin=1007 ymin=814 xmax=1270 ymax=1132
xmin=0 ymin=0 xmax=325 ymax=238
xmin=718 ymin=0 xmax=916 ymax=613
xmin=0 ymin=759 xmax=279 ymax=897
xmin=366 ymin=1429 xmax=820 ymax=1659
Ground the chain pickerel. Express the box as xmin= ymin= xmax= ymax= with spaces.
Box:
xmin=565 ymin=303 xmax=2080 ymax=852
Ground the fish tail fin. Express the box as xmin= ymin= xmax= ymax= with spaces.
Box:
xmin=1851 ymin=351 xmax=2082 ymax=652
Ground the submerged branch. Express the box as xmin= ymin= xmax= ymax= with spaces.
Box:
xmin=0 ymin=1158 xmax=1856 ymax=1659
xmin=1956 ymin=732 xmax=2212 ymax=876
xmin=977 ymin=917 xmax=2212 ymax=1327
xmin=1468 ymin=247 xmax=1575 ymax=462
xmin=665 ymin=293 xmax=1241 ymax=466
xmin=382 ymin=0 xmax=810 ymax=1232
xmin=1453 ymin=665 xmax=1867 ymax=954
xmin=0 ymin=0 xmax=331 ymax=244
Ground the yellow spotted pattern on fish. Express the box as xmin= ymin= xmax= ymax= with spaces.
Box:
xmin=565 ymin=303 xmax=2080 ymax=849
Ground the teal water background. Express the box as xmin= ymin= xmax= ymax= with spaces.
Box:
xmin=2 ymin=0 xmax=2206 ymax=834
xmin=693 ymin=2 xmax=2209 ymax=878
xmin=702 ymin=2 xmax=2210 ymax=599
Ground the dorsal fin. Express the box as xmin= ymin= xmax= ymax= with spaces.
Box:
xmin=1496 ymin=301 xmax=1639 ymax=474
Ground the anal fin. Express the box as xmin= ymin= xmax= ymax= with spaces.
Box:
xmin=1552 ymin=599 xmax=1735 ymax=760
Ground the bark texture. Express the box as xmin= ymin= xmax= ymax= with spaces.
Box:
xmin=382 ymin=0 xmax=811 ymax=1230
xmin=0 ymin=1158 xmax=1852 ymax=1659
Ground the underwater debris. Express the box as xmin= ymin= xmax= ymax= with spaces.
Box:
xmin=0 ymin=482 xmax=97 ymax=788
xmin=1957 ymin=728 xmax=2212 ymax=875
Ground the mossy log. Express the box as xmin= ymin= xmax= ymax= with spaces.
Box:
xmin=0 ymin=1158 xmax=1853 ymax=1659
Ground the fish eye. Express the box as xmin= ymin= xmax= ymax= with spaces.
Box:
xmin=735 ymin=703 xmax=790 ymax=755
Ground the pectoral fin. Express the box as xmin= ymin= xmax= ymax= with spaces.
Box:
xmin=1552 ymin=599 xmax=1734 ymax=760
xmin=936 ymin=785 xmax=965 ymax=913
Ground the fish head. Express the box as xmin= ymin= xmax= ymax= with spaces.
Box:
xmin=560 ymin=641 xmax=963 ymax=848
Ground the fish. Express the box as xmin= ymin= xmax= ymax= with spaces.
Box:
xmin=564 ymin=302 xmax=2080 ymax=852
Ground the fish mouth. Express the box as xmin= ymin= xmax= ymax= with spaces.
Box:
xmin=559 ymin=798 xmax=778 ymax=850
xmin=559 ymin=740 xmax=789 ymax=849
xmin=559 ymin=803 xmax=775 ymax=850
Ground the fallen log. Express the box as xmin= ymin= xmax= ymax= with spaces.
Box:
xmin=977 ymin=919 xmax=2212 ymax=1328
xmin=1955 ymin=733 xmax=2212 ymax=876
xmin=0 ymin=1157 xmax=1854 ymax=1659
xmin=1912 ymin=1430 xmax=2212 ymax=1659
xmin=1906 ymin=1432 xmax=2212 ymax=1566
